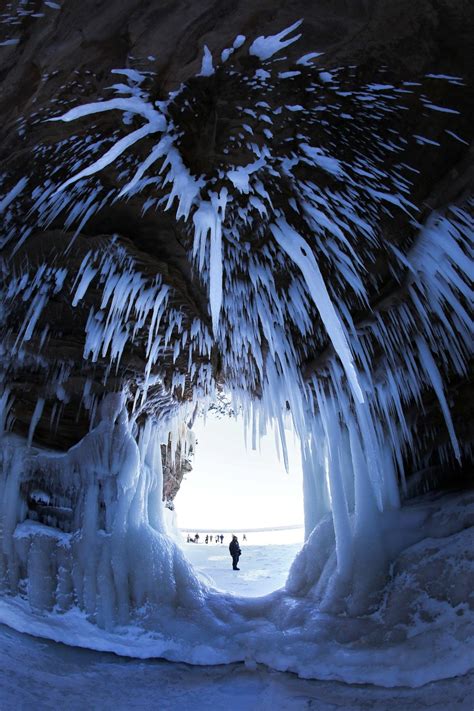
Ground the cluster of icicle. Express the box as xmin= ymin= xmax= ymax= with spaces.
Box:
xmin=0 ymin=393 xmax=201 ymax=625
xmin=0 ymin=21 xmax=472 ymax=624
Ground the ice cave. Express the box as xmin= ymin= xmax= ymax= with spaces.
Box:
xmin=0 ymin=0 xmax=473 ymax=707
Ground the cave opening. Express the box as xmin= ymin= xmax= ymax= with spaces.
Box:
xmin=173 ymin=407 xmax=304 ymax=596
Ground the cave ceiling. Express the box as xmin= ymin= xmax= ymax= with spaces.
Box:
xmin=0 ymin=0 xmax=472 ymax=486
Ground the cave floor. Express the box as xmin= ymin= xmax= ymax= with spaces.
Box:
xmin=0 ymin=623 xmax=472 ymax=711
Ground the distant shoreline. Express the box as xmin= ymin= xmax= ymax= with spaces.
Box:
xmin=179 ymin=524 xmax=303 ymax=533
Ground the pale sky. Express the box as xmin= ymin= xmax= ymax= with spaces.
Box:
xmin=174 ymin=413 xmax=303 ymax=530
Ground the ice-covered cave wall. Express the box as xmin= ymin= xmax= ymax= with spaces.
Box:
xmin=0 ymin=0 xmax=473 ymax=653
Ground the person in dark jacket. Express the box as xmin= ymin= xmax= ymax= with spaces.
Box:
xmin=229 ymin=535 xmax=241 ymax=570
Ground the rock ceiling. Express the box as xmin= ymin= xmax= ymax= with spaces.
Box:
xmin=0 ymin=0 xmax=472 ymax=490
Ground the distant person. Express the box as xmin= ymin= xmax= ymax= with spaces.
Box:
xmin=186 ymin=534 xmax=190 ymax=543
xmin=216 ymin=537 xmax=219 ymax=544
xmin=229 ymin=535 xmax=241 ymax=570
xmin=205 ymin=535 xmax=209 ymax=544
xmin=220 ymin=534 xmax=224 ymax=544
xmin=210 ymin=535 xmax=213 ymax=542
xmin=195 ymin=533 xmax=199 ymax=543
xmin=242 ymin=534 xmax=247 ymax=542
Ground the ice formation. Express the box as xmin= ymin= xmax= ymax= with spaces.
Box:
xmin=0 ymin=21 xmax=473 ymax=685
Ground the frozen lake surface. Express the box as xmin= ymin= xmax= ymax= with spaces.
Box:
xmin=181 ymin=529 xmax=303 ymax=596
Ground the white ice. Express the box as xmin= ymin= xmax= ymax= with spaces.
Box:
xmin=249 ymin=20 xmax=302 ymax=61
xmin=198 ymin=45 xmax=215 ymax=77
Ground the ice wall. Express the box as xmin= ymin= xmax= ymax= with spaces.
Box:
xmin=0 ymin=394 xmax=203 ymax=628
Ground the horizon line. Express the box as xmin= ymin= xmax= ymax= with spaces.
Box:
xmin=179 ymin=524 xmax=304 ymax=533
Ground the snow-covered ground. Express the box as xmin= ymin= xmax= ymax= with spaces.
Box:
xmin=181 ymin=529 xmax=303 ymax=596
xmin=0 ymin=504 xmax=473 ymax=708
xmin=0 ymin=622 xmax=473 ymax=710
xmin=0 ymin=493 xmax=472 ymax=689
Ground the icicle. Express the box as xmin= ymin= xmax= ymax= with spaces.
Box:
xmin=27 ymin=398 xmax=45 ymax=447
xmin=270 ymin=218 xmax=364 ymax=403
xmin=416 ymin=336 xmax=461 ymax=462
xmin=0 ymin=390 xmax=12 ymax=435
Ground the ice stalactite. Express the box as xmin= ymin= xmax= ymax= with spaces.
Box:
xmin=270 ymin=218 xmax=364 ymax=404
xmin=0 ymin=21 xmax=473 ymax=682
xmin=193 ymin=189 xmax=228 ymax=335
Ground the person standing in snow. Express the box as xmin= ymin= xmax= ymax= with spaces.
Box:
xmin=229 ymin=535 xmax=241 ymax=570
